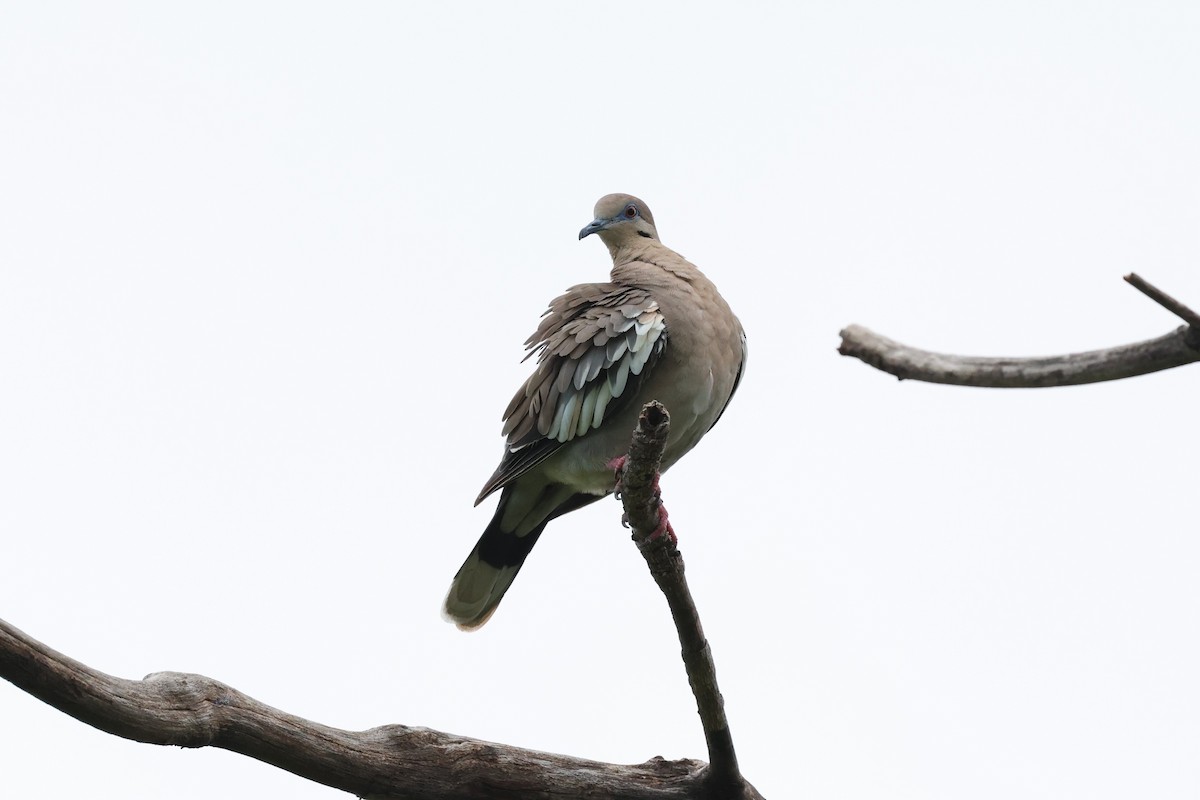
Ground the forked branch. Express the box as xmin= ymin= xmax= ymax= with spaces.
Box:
xmin=838 ymin=274 xmax=1200 ymax=387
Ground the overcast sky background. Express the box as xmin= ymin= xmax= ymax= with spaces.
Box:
xmin=2 ymin=3 xmax=1198 ymax=799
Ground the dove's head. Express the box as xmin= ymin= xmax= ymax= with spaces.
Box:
xmin=579 ymin=194 xmax=659 ymax=250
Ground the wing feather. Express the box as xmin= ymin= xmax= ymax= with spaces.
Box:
xmin=591 ymin=378 xmax=613 ymax=428
xmin=609 ymin=357 xmax=631 ymax=397
xmin=475 ymin=283 xmax=668 ymax=504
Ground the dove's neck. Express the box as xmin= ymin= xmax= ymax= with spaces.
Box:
xmin=609 ymin=241 xmax=703 ymax=287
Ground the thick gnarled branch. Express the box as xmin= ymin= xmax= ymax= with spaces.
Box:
xmin=1 ymin=405 xmax=764 ymax=799
xmin=839 ymin=274 xmax=1200 ymax=387
xmin=0 ymin=617 xmax=719 ymax=799
xmin=616 ymin=402 xmax=760 ymax=800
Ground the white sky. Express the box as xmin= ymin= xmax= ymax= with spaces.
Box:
xmin=2 ymin=3 xmax=1198 ymax=798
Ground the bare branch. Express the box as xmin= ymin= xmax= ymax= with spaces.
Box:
xmin=1124 ymin=272 xmax=1200 ymax=329
xmin=838 ymin=324 xmax=1199 ymax=387
xmin=0 ymin=614 xmax=746 ymax=799
xmin=616 ymin=402 xmax=761 ymax=800
xmin=839 ymin=276 xmax=1200 ymax=387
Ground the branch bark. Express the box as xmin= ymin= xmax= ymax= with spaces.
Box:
xmin=0 ymin=405 xmax=763 ymax=799
xmin=0 ymin=613 xmax=751 ymax=799
xmin=616 ymin=402 xmax=760 ymax=800
xmin=838 ymin=274 xmax=1200 ymax=387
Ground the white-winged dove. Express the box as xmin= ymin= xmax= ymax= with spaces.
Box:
xmin=443 ymin=194 xmax=747 ymax=629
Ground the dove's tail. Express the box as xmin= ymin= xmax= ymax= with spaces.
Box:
xmin=443 ymin=489 xmax=601 ymax=630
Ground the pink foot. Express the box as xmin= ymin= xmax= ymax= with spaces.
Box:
xmin=607 ymin=455 xmax=628 ymax=496
xmin=648 ymin=503 xmax=677 ymax=544
xmin=607 ymin=456 xmax=675 ymax=543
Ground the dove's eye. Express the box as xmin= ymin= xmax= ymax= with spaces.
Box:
xmin=624 ymin=205 xmax=638 ymax=219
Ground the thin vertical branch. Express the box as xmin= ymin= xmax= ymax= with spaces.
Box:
xmin=618 ymin=402 xmax=757 ymax=798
